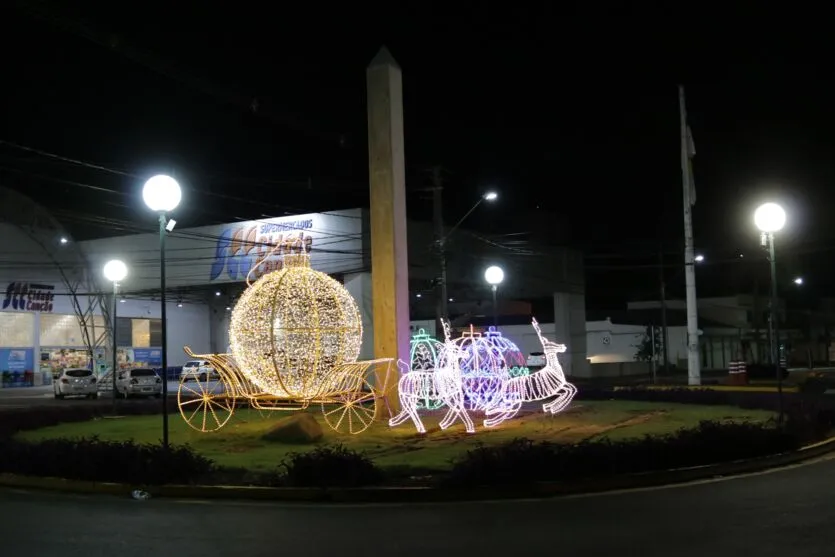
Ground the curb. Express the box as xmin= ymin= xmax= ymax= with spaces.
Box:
xmin=2 ymin=436 xmax=834 ymax=503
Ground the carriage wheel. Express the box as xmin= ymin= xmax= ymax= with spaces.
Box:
xmin=178 ymin=374 xmax=236 ymax=433
xmin=321 ymin=377 xmax=376 ymax=435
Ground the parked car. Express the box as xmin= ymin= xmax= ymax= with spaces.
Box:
xmin=116 ymin=368 xmax=162 ymax=398
xmin=54 ymin=368 xmax=98 ymax=399
xmin=526 ymin=351 xmax=546 ymax=369
xmin=180 ymin=360 xmax=219 ymax=382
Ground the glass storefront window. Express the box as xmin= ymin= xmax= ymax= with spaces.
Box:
xmin=131 ymin=319 xmax=151 ymax=348
xmin=0 ymin=312 xmax=34 ymax=347
xmin=39 ymin=314 xmax=105 ymax=347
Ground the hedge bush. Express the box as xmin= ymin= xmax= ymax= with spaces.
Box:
xmin=281 ymin=445 xmax=383 ymax=487
xmin=0 ymin=437 xmax=213 ymax=485
xmin=0 ymin=401 xmax=179 ymax=440
xmin=444 ymin=420 xmax=807 ymax=487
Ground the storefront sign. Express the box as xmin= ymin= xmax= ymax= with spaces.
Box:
xmin=0 ymin=348 xmax=34 ymax=373
xmin=2 ymin=282 xmax=54 ymax=312
xmin=209 ymin=218 xmax=315 ymax=281
xmin=132 ymin=348 xmax=162 ymax=366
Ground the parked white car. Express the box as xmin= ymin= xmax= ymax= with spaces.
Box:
xmin=526 ymin=351 xmax=546 ymax=369
xmin=54 ymin=368 xmax=99 ymax=399
xmin=180 ymin=360 xmax=219 ymax=382
xmin=116 ymin=368 xmax=162 ymax=398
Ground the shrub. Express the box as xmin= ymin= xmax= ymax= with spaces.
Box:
xmin=797 ymin=372 xmax=832 ymax=395
xmin=783 ymin=400 xmax=835 ymax=443
xmin=281 ymin=444 xmax=383 ymax=487
xmin=0 ymin=401 xmax=179 ymax=441
xmin=444 ymin=420 xmax=802 ymax=487
xmin=0 ymin=437 xmax=214 ymax=485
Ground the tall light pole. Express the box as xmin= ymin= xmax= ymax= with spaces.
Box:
xmin=103 ymin=259 xmax=128 ymax=412
xmin=754 ymin=201 xmax=786 ymax=424
xmin=142 ymin=174 xmax=182 ymax=449
xmin=436 ymin=190 xmax=498 ymax=324
xmin=484 ymin=265 xmax=504 ymax=326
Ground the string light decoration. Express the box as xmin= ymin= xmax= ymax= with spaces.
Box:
xmin=454 ymin=325 xmax=509 ymax=410
xmin=410 ymin=328 xmax=446 ymax=410
xmin=390 ymin=319 xmax=475 ymax=434
xmin=483 ymin=318 xmax=577 ymax=427
xmin=483 ymin=326 xmax=531 ymax=378
xmin=229 ymin=251 xmax=362 ymax=398
xmin=178 ymin=244 xmax=397 ymax=436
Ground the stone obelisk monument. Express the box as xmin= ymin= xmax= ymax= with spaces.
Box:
xmin=366 ymin=46 xmax=409 ymax=416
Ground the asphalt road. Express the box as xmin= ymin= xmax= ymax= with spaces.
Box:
xmin=2 ymin=455 xmax=835 ymax=557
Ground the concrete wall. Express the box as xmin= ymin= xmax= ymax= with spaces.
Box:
xmin=586 ymin=319 xmax=645 ymax=364
xmin=590 ymin=361 xmax=650 ymax=377
xmin=553 ymin=292 xmax=588 ymax=377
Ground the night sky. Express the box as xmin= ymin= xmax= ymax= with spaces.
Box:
xmin=3 ymin=3 xmax=833 ymax=308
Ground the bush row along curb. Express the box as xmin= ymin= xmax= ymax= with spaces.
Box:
xmin=2 ymin=436 xmax=834 ymax=503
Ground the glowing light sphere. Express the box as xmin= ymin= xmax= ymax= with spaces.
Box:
xmin=410 ymin=328 xmax=446 ymax=410
xmin=454 ymin=326 xmax=508 ymax=410
xmin=229 ymin=253 xmax=362 ymax=398
xmin=754 ymin=202 xmax=786 ymax=233
xmin=142 ymin=174 xmax=182 ymax=213
xmin=103 ymin=259 xmax=128 ymax=283
xmin=484 ymin=265 xmax=504 ymax=286
xmin=483 ymin=326 xmax=530 ymax=378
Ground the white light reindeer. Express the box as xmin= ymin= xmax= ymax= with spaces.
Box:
xmin=483 ymin=318 xmax=577 ymax=428
xmin=389 ymin=319 xmax=475 ymax=434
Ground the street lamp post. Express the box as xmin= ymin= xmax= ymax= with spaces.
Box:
xmin=754 ymin=202 xmax=786 ymax=424
xmin=484 ymin=265 xmax=504 ymax=326
xmin=436 ymin=191 xmax=498 ymax=323
xmin=103 ymin=259 xmax=128 ymax=412
xmin=142 ymin=175 xmax=182 ymax=449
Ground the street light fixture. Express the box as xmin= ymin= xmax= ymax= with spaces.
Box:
xmin=142 ymin=174 xmax=181 ymax=449
xmin=754 ymin=201 xmax=786 ymax=424
xmin=484 ymin=265 xmax=505 ymax=326
xmin=103 ymin=259 xmax=128 ymax=411
xmin=694 ymin=254 xmax=705 ymax=263
xmin=793 ymin=277 xmax=803 ymax=285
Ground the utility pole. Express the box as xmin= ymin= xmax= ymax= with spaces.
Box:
xmin=679 ymin=85 xmax=701 ymax=385
xmin=430 ymin=166 xmax=447 ymax=336
xmin=659 ymin=248 xmax=670 ymax=374
xmin=752 ymin=276 xmax=761 ymax=363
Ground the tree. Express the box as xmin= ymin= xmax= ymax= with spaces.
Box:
xmin=634 ymin=325 xmax=662 ymax=362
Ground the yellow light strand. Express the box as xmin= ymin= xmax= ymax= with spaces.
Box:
xmin=229 ymin=253 xmax=362 ymax=399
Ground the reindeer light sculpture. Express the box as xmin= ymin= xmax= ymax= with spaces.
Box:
xmin=482 ymin=318 xmax=577 ymax=428
xmin=389 ymin=319 xmax=475 ymax=434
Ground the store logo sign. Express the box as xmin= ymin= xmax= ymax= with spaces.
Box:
xmin=2 ymin=282 xmax=55 ymax=312
xmin=209 ymin=219 xmax=314 ymax=281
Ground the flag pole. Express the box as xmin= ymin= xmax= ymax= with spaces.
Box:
xmin=679 ymin=85 xmax=701 ymax=385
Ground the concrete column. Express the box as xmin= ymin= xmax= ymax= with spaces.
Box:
xmin=553 ymin=292 xmax=589 ymax=378
xmin=366 ymin=46 xmax=410 ymax=416
xmin=344 ymin=272 xmax=374 ymax=360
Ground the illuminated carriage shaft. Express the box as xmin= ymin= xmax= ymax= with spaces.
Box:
xmin=178 ymin=249 xmax=394 ymax=435
xmin=178 ymin=348 xmax=394 ymax=435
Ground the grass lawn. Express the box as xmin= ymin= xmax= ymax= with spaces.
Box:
xmin=16 ymin=401 xmax=774 ymax=472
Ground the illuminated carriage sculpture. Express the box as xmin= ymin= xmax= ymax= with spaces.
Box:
xmin=390 ymin=318 xmax=577 ymax=432
xmin=178 ymin=248 xmax=394 ymax=435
